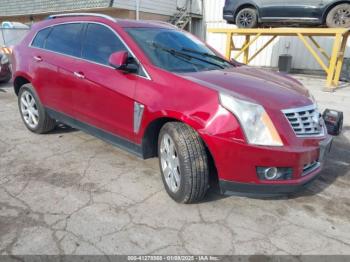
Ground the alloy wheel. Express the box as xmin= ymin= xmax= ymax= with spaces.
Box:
xmin=333 ymin=7 xmax=350 ymax=26
xmin=238 ymin=11 xmax=254 ymax=28
xmin=20 ymin=91 xmax=39 ymax=129
xmin=160 ymin=133 xmax=181 ymax=193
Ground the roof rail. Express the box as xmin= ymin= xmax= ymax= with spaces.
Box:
xmin=48 ymin=13 xmax=116 ymax=22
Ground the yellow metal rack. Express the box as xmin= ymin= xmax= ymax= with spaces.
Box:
xmin=208 ymin=27 xmax=349 ymax=90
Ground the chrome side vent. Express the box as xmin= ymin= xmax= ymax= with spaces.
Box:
xmin=302 ymin=161 xmax=320 ymax=177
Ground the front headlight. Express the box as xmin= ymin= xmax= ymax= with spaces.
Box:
xmin=219 ymin=93 xmax=283 ymax=146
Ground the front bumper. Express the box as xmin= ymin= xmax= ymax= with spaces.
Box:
xmin=219 ymin=172 xmax=320 ymax=195
xmin=203 ymin=132 xmax=333 ymax=195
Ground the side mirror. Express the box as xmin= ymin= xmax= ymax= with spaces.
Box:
xmin=109 ymin=51 xmax=129 ymax=70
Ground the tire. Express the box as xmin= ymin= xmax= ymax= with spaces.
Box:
xmin=235 ymin=8 xmax=258 ymax=28
xmin=326 ymin=4 xmax=350 ymax=28
xmin=158 ymin=122 xmax=209 ymax=204
xmin=18 ymin=84 xmax=56 ymax=134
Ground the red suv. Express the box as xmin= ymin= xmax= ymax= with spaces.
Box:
xmin=13 ymin=13 xmax=332 ymax=203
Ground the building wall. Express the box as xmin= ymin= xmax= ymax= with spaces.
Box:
xmin=0 ymin=0 xmax=202 ymax=19
xmin=114 ymin=0 xmax=177 ymax=16
xmin=204 ymin=0 xmax=350 ymax=72
xmin=0 ymin=0 xmax=110 ymax=16
xmin=113 ymin=0 xmax=202 ymax=16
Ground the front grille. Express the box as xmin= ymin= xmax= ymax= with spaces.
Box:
xmin=282 ymin=104 xmax=324 ymax=137
xmin=302 ymin=161 xmax=320 ymax=177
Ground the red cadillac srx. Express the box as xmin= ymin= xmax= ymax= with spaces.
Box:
xmin=12 ymin=13 xmax=333 ymax=203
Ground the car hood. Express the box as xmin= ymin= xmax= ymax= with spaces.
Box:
xmin=181 ymin=66 xmax=312 ymax=111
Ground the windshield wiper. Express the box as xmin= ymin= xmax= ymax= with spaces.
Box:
xmin=152 ymin=43 xmax=225 ymax=69
xmin=181 ymin=47 xmax=233 ymax=66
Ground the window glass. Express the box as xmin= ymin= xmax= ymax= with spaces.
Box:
xmin=45 ymin=23 xmax=83 ymax=57
xmin=82 ymin=23 xmax=127 ymax=65
xmin=126 ymin=28 xmax=232 ymax=73
xmin=32 ymin=27 xmax=52 ymax=48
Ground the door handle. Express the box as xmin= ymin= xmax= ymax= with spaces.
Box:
xmin=33 ymin=56 xmax=43 ymax=62
xmin=73 ymin=72 xmax=85 ymax=79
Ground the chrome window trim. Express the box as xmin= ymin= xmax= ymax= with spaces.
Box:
xmin=282 ymin=104 xmax=326 ymax=138
xmin=29 ymin=21 xmax=151 ymax=81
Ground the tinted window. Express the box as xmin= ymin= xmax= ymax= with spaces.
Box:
xmin=45 ymin=23 xmax=83 ymax=57
xmin=32 ymin=27 xmax=52 ymax=48
xmin=126 ymin=28 xmax=232 ymax=73
xmin=82 ymin=23 xmax=126 ymax=65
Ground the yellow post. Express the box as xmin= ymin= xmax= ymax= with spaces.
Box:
xmin=297 ymin=33 xmax=329 ymax=73
xmin=326 ymin=33 xmax=343 ymax=88
xmin=243 ymin=35 xmax=250 ymax=64
xmin=248 ymin=36 xmax=277 ymax=63
xmin=234 ymin=34 xmax=261 ymax=63
xmin=225 ymin=32 xmax=233 ymax=59
xmin=333 ymin=34 xmax=349 ymax=87
xmin=308 ymin=36 xmax=330 ymax=61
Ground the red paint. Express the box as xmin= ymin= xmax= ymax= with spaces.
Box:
xmin=13 ymin=16 xmax=330 ymax=189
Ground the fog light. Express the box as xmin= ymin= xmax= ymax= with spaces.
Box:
xmin=264 ymin=167 xmax=278 ymax=180
xmin=256 ymin=167 xmax=293 ymax=181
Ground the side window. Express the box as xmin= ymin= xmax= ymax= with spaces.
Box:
xmin=45 ymin=23 xmax=83 ymax=57
xmin=31 ymin=27 xmax=52 ymax=48
xmin=82 ymin=23 xmax=127 ymax=65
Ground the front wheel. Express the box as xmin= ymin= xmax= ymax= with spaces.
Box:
xmin=326 ymin=4 xmax=350 ymax=28
xmin=158 ymin=122 xmax=209 ymax=204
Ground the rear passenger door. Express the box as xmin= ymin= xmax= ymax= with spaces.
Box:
xmin=258 ymin=0 xmax=290 ymax=20
xmin=39 ymin=23 xmax=84 ymax=117
xmin=73 ymin=23 xmax=137 ymax=141
xmin=283 ymin=0 xmax=324 ymax=21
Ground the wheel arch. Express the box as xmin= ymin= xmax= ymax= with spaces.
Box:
xmin=13 ymin=74 xmax=31 ymax=96
xmin=141 ymin=116 xmax=218 ymax=182
xmin=233 ymin=3 xmax=259 ymax=22
xmin=322 ymin=0 xmax=350 ymax=22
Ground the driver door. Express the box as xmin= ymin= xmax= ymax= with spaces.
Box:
xmin=72 ymin=23 xmax=137 ymax=141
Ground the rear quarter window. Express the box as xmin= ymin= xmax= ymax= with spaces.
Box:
xmin=31 ymin=27 xmax=52 ymax=48
xmin=45 ymin=23 xmax=84 ymax=57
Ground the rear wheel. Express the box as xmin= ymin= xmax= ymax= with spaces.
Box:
xmin=18 ymin=84 xmax=56 ymax=134
xmin=235 ymin=8 xmax=258 ymax=28
xmin=326 ymin=4 xmax=350 ymax=28
xmin=158 ymin=122 xmax=209 ymax=204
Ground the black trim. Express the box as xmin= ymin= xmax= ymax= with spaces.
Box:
xmin=46 ymin=108 xmax=144 ymax=158
xmin=219 ymin=172 xmax=321 ymax=196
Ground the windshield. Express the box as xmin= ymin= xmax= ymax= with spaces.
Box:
xmin=126 ymin=28 xmax=233 ymax=73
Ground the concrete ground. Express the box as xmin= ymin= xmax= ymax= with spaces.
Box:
xmin=0 ymin=75 xmax=349 ymax=256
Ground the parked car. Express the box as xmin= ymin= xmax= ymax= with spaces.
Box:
xmin=223 ymin=0 xmax=350 ymax=28
xmin=13 ymin=13 xmax=333 ymax=203
xmin=0 ymin=52 xmax=12 ymax=83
